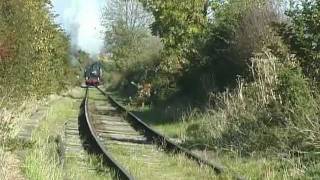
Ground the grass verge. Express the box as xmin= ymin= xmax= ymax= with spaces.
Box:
xmin=23 ymin=89 xmax=112 ymax=179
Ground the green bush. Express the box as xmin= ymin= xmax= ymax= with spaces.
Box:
xmin=0 ymin=0 xmax=72 ymax=102
xmin=278 ymin=0 xmax=320 ymax=82
xmin=185 ymin=50 xmax=320 ymax=156
xmin=176 ymin=0 xmax=283 ymax=102
xmin=277 ymin=66 xmax=317 ymax=126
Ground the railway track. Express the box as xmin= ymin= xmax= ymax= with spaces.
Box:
xmin=63 ymin=96 xmax=113 ymax=179
xmin=79 ymin=87 xmax=241 ymax=180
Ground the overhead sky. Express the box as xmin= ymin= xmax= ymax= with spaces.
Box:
xmin=51 ymin=0 xmax=105 ymax=55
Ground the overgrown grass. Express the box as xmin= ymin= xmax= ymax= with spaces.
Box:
xmin=90 ymin=89 xmax=225 ymax=179
xmin=218 ymin=152 xmax=307 ymax=179
xmin=23 ymin=98 xmax=72 ymax=180
xmin=180 ymin=51 xmax=320 ymax=179
xmin=124 ymin=101 xmax=320 ymax=179
xmin=113 ymin=50 xmax=320 ymax=179
xmin=184 ymin=51 xmax=320 ymax=154
xmin=103 ymin=0 xmax=320 ymax=178
xmin=0 ymin=98 xmax=35 ymax=179
xmin=23 ymin=92 xmax=112 ymax=179
xmin=0 ymin=148 xmax=9 ymax=179
xmin=107 ymin=143 xmax=226 ymax=180
xmin=64 ymin=153 xmax=113 ymax=180
xmin=130 ymin=107 xmax=186 ymax=138
xmin=0 ymin=100 xmax=33 ymax=146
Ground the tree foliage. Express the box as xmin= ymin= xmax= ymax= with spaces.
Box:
xmin=0 ymin=0 xmax=72 ymax=101
xmin=105 ymin=0 xmax=319 ymax=104
xmin=278 ymin=0 xmax=320 ymax=82
xmin=103 ymin=0 xmax=320 ymax=175
xmin=184 ymin=0 xmax=283 ymax=89
xmin=140 ymin=0 xmax=207 ymax=72
xmin=136 ymin=0 xmax=284 ymax=100
xmin=103 ymin=0 xmax=159 ymax=72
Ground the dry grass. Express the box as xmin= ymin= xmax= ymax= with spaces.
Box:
xmin=23 ymin=93 xmax=113 ymax=180
xmin=0 ymin=109 xmax=16 ymax=145
xmin=187 ymin=49 xmax=319 ymax=148
xmin=0 ymin=150 xmax=25 ymax=180
xmin=107 ymin=143 xmax=222 ymax=180
xmin=0 ymin=97 xmax=37 ymax=180
xmin=112 ymin=49 xmax=320 ymax=178
xmin=0 ymin=96 xmax=38 ymax=142
xmin=0 ymin=148 xmax=8 ymax=179
xmin=0 ymin=107 xmax=16 ymax=180
xmin=179 ymin=50 xmax=320 ymax=178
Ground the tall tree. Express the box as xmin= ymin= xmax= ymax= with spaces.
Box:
xmin=139 ymin=0 xmax=207 ymax=72
xmin=102 ymin=0 xmax=155 ymax=71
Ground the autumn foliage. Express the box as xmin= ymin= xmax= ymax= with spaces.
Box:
xmin=0 ymin=0 xmax=72 ymax=101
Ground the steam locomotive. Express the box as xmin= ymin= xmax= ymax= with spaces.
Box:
xmin=84 ymin=62 xmax=102 ymax=86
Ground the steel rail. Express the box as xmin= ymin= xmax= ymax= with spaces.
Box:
xmin=95 ymin=87 xmax=228 ymax=175
xmin=81 ymin=88 xmax=134 ymax=180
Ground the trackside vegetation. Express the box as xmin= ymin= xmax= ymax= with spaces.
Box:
xmin=0 ymin=0 xmax=319 ymax=179
xmin=0 ymin=0 xmax=78 ymax=178
xmin=103 ymin=0 xmax=320 ymax=178
xmin=23 ymin=95 xmax=112 ymax=180
xmin=0 ymin=0 xmax=75 ymax=102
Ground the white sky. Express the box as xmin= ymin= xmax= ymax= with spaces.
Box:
xmin=51 ymin=0 xmax=105 ymax=55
